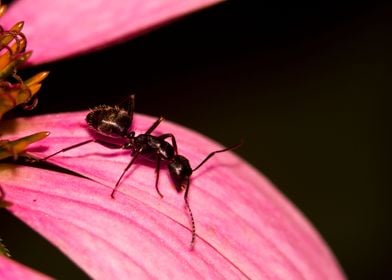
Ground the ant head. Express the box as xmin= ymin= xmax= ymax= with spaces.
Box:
xmin=86 ymin=105 xmax=132 ymax=138
xmin=168 ymin=155 xmax=192 ymax=192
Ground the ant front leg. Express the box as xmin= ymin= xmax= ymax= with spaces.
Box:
xmin=151 ymin=133 xmax=179 ymax=198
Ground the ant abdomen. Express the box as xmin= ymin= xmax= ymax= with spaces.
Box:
xmin=86 ymin=105 xmax=131 ymax=138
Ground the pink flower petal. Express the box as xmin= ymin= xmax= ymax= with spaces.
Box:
xmin=0 ymin=255 xmax=51 ymax=280
xmin=1 ymin=0 xmax=223 ymax=64
xmin=2 ymin=164 xmax=248 ymax=278
xmin=0 ymin=112 xmax=345 ymax=279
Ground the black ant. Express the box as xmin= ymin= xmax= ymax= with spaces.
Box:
xmin=43 ymin=95 xmax=241 ymax=245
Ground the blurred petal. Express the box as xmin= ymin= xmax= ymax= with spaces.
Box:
xmin=0 ymin=255 xmax=52 ymax=280
xmin=1 ymin=0 xmax=223 ymax=64
xmin=0 ymin=112 xmax=345 ymax=279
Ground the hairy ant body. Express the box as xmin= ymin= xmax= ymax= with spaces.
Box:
xmin=44 ymin=95 xmax=241 ymax=244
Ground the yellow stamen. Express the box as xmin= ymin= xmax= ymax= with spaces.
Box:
xmin=0 ymin=51 xmax=32 ymax=80
xmin=0 ymin=37 xmax=27 ymax=69
xmin=0 ymin=21 xmax=24 ymax=48
xmin=0 ymin=71 xmax=49 ymax=118
xmin=28 ymin=83 xmax=41 ymax=95
xmin=25 ymin=71 xmax=50 ymax=86
xmin=0 ymin=131 xmax=50 ymax=160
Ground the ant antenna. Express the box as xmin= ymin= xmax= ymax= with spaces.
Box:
xmin=183 ymin=177 xmax=196 ymax=246
xmin=192 ymin=141 xmax=243 ymax=172
xmin=185 ymin=140 xmax=242 ymax=245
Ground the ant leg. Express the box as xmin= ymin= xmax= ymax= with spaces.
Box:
xmin=112 ymin=148 xmax=142 ymax=198
xmin=158 ymin=133 xmax=178 ymax=155
xmin=154 ymin=157 xmax=164 ymax=198
xmin=44 ymin=138 xmax=124 ymax=161
xmin=43 ymin=139 xmax=95 ymax=160
xmin=192 ymin=141 xmax=243 ymax=172
xmin=145 ymin=116 xmax=164 ymax=135
xmin=127 ymin=94 xmax=135 ymax=119
xmin=183 ymin=177 xmax=196 ymax=246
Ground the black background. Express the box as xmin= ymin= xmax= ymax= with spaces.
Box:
xmin=2 ymin=2 xmax=391 ymax=279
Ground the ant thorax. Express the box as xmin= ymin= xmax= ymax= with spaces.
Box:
xmin=86 ymin=105 xmax=132 ymax=138
xmin=130 ymin=134 xmax=176 ymax=161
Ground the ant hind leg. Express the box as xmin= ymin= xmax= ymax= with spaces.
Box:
xmin=43 ymin=139 xmax=95 ymax=160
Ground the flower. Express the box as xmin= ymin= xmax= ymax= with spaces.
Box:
xmin=0 ymin=0 xmax=346 ymax=279
xmin=0 ymin=0 xmax=50 ymax=161
xmin=1 ymin=111 xmax=345 ymax=279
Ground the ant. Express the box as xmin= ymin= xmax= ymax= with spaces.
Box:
xmin=43 ymin=95 xmax=241 ymax=245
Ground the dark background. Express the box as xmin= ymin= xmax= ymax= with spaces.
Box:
xmin=2 ymin=3 xmax=391 ymax=279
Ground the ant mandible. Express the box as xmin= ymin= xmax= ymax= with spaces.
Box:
xmin=43 ymin=95 xmax=241 ymax=245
